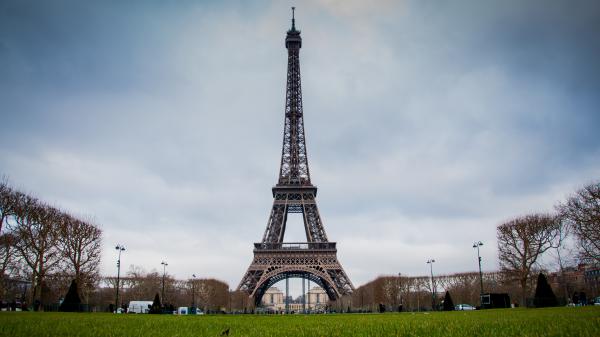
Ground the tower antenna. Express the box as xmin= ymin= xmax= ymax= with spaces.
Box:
xmin=291 ymin=7 xmax=296 ymax=30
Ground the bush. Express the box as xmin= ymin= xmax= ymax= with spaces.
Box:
xmin=534 ymin=273 xmax=557 ymax=308
xmin=443 ymin=291 xmax=455 ymax=311
xmin=149 ymin=293 xmax=162 ymax=314
xmin=59 ymin=280 xmax=82 ymax=312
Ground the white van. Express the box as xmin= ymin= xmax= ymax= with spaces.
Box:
xmin=128 ymin=301 xmax=153 ymax=314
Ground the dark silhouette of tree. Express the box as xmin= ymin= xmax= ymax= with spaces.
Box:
xmin=59 ymin=279 xmax=82 ymax=312
xmin=57 ymin=215 xmax=102 ymax=298
xmin=443 ymin=291 xmax=455 ymax=311
xmin=0 ymin=179 xmax=104 ymax=309
xmin=533 ymin=273 xmax=557 ymax=308
xmin=0 ymin=233 xmax=15 ymax=285
xmin=150 ymin=293 xmax=162 ymax=314
xmin=11 ymin=197 xmax=62 ymax=310
xmin=497 ymin=214 xmax=559 ymax=305
xmin=558 ymin=182 xmax=600 ymax=263
xmin=0 ymin=177 xmax=15 ymax=234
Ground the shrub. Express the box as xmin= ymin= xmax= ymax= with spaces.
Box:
xmin=443 ymin=291 xmax=455 ymax=311
xmin=534 ymin=273 xmax=558 ymax=308
xmin=150 ymin=293 xmax=162 ymax=314
xmin=59 ymin=280 xmax=82 ymax=312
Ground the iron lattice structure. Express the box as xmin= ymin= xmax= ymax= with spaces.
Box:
xmin=237 ymin=12 xmax=354 ymax=305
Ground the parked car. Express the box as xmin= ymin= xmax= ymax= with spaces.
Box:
xmin=128 ymin=301 xmax=153 ymax=314
xmin=455 ymin=304 xmax=476 ymax=311
xmin=594 ymin=297 xmax=600 ymax=306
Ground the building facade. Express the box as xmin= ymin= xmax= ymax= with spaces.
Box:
xmin=260 ymin=286 xmax=328 ymax=313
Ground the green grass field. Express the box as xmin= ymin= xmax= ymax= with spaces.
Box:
xmin=1 ymin=307 xmax=599 ymax=337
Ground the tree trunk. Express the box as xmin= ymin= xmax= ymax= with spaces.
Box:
xmin=520 ymin=277 xmax=528 ymax=306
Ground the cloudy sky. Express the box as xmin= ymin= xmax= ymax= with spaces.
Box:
xmin=1 ymin=0 xmax=599 ymax=294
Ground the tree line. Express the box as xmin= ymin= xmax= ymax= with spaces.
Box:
xmin=347 ymin=271 xmax=514 ymax=312
xmin=0 ymin=178 xmax=102 ymax=310
xmin=1 ymin=179 xmax=239 ymax=312
xmin=97 ymin=265 xmax=236 ymax=313
xmin=343 ymin=181 xmax=599 ymax=312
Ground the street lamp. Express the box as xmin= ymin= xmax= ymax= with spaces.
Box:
xmin=161 ymin=261 xmax=168 ymax=305
xmin=191 ymin=274 xmax=197 ymax=310
xmin=427 ymin=259 xmax=436 ymax=310
xmin=473 ymin=241 xmax=484 ymax=297
xmin=115 ymin=245 xmax=126 ymax=312
xmin=396 ymin=272 xmax=404 ymax=311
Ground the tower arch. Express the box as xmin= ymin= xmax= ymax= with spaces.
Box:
xmin=252 ymin=266 xmax=339 ymax=306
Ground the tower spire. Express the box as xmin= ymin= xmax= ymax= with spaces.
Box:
xmin=282 ymin=6 xmax=305 ymax=185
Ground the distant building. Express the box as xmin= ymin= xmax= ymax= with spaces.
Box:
xmin=548 ymin=263 xmax=600 ymax=301
xmin=307 ymin=286 xmax=327 ymax=311
xmin=262 ymin=287 xmax=285 ymax=312
xmin=260 ymin=286 xmax=328 ymax=312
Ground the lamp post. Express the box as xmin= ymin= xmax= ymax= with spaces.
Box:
xmin=191 ymin=274 xmax=196 ymax=310
xmin=427 ymin=259 xmax=436 ymax=310
xmin=161 ymin=261 xmax=168 ymax=306
xmin=228 ymin=288 xmax=232 ymax=313
xmin=473 ymin=241 xmax=484 ymax=297
xmin=114 ymin=245 xmax=126 ymax=312
xmin=285 ymin=275 xmax=289 ymax=314
xmin=397 ymin=272 xmax=402 ymax=311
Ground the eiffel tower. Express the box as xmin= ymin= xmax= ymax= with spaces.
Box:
xmin=237 ymin=9 xmax=354 ymax=306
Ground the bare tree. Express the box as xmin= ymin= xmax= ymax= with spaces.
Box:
xmin=550 ymin=216 xmax=573 ymax=301
xmin=558 ymin=182 xmax=600 ymax=264
xmin=497 ymin=213 xmax=559 ymax=305
xmin=436 ymin=272 xmax=480 ymax=305
xmin=10 ymin=196 xmax=62 ymax=309
xmin=1 ymin=180 xmax=105 ymax=307
xmin=230 ymin=289 xmax=250 ymax=312
xmin=0 ymin=177 xmax=15 ymax=234
xmin=0 ymin=232 xmax=16 ymax=299
xmin=0 ymin=233 xmax=13 ymax=272
xmin=195 ymin=278 xmax=228 ymax=312
xmin=124 ymin=266 xmax=161 ymax=303
xmin=57 ymin=215 xmax=102 ymax=291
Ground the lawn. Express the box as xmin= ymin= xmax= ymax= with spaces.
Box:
xmin=0 ymin=307 xmax=599 ymax=337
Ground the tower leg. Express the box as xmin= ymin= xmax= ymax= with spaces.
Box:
xmin=302 ymin=276 xmax=306 ymax=314
xmin=307 ymin=279 xmax=310 ymax=312
xmin=285 ymin=275 xmax=289 ymax=314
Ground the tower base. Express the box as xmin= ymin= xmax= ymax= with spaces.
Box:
xmin=237 ymin=242 xmax=354 ymax=305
